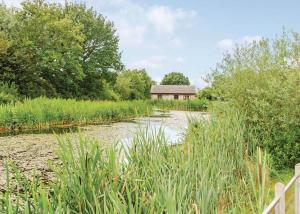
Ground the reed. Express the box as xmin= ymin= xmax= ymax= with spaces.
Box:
xmin=0 ymin=97 xmax=153 ymax=133
xmin=0 ymin=98 xmax=208 ymax=134
xmin=0 ymin=106 xmax=270 ymax=213
xmin=149 ymin=99 xmax=208 ymax=111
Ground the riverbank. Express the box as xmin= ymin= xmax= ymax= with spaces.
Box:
xmin=0 ymin=98 xmax=207 ymax=135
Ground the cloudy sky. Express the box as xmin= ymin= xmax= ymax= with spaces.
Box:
xmin=4 ymin=0 xmax=300 ymax=88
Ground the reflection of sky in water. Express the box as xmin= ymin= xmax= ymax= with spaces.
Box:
xmin=121 ymin=118 xmax=185 ymax=149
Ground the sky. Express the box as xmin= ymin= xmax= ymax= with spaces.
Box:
xmin=4 ymin=0 xmax=300 ymax=88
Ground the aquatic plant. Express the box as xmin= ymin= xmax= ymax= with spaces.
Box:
xmin=0 ymin=98 xmax=153 ymax=133
xmin=0 ymin=98 xmax=208 ymax=134
xmin=0 ymin=107 xmax=270 ymax=213
xmin=149 ymin=99 xmax=208 ymax=111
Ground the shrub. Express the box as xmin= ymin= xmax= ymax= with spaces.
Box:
xmin=213 ymin=31 xmax=300 ymax=169
xmin=0 ymin=83 xmax=18 ymax=104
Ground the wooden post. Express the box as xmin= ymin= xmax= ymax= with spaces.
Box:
xmin=275 ymin=182 xmax=285 ymax=214
xmin=295 ymin=164 xmax=300 ymax=214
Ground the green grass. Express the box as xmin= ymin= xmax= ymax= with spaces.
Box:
xmin=0 ymin=98 xmax=153 ymax=133
xmin=149 ymin=99 xmax=208 ymax=111
xmin=0 ymin=98 xmax=207 ymax=134
xmin=0 ymin=106 xmax=271 ymax=213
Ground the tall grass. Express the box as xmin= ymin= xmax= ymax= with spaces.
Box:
xmin=0 ymin=97 xmax=153 ymax=133
xmin=149 ymin=99 xmax=208 ymax=111
xmin=0 ymin=98 xmax=208 ymax=134
xmin=0 ymin=106 xmax=270 ymax=213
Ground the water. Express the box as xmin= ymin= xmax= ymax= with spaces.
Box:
xmin=0 ymin=110 xmax=209 ymax=187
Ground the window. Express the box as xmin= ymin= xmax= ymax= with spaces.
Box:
xmin=158 ymin=94 xmax=162 ymax=99
xmin=184 ymin=95 xmax=190 ymax=100
xmin=174 ymin=94 xmax=179 ymax=100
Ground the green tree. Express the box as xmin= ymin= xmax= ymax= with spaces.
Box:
xmin=65 ymin=3 xmax=123 ymax=98
xmin=115 ymin=69 xmax=152 ymax=100
xmin=161 ymin=72 xmax=190 ymax=85
xmin=197 ymin=87 xmax=218 ymax=101
xmin=0 ymin=0 xmax=122 ymax=99
xmin=212 ymin=31 xmax=300 ymax=169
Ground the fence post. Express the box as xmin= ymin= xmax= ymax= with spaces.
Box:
xmin=295 ymin=163 xmax=300 ymax=214
xmin=275 ymin=182 xmax=285 ymax=214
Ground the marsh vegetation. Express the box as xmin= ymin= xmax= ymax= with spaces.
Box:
xmin=0 ymin=0 xmax=299 ymax=213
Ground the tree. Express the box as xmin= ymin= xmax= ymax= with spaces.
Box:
xmin=161 ymin=72 xmax=190 ymax=85
xmin=65 ymin=3 xmax=123 ymax=98
xmin=212 ymin=31 xmax=300 ymax=169
xmin=197 ymin=87 xmax=218 ymax=101
xmin=0 ymin=0 xmax=122 ymax=99
xmin=115 ymin=69 xmax=152 ymax=100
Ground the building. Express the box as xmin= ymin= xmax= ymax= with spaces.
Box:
xmin=150 ymin=85 xmax=197 ymax=100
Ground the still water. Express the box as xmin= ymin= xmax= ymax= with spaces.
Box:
xmin=0 ymin=111 xmax=208 ymax=187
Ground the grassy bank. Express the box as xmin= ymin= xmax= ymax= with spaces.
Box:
xmin=0 ymin=98 xmax=153 ymax=133
xmin=0 ymin=107 xmax=269 ymax=213
xmin=0 ymin=98 xmax=207 ymax=134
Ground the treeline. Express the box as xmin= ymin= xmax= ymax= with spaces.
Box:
xmin=0 ymin=1 xmax=152 ymax=101
xmin=200 ymin=31 xmax=300 ymax=169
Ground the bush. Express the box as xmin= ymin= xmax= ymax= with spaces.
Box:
xmin=0 ymin=83 xmax=18 ymax=104
xmin=197 ymin=87 xmax=219 ymax=101
xmin=213 ymin=31 xmax=300 ymax=169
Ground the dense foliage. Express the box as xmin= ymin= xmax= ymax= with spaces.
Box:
xmin=115 ymin=69 xmax=153 ymax=100
xmin=0 ymin=1 xmax=122 ymax=99
xmin=197 ymin=86 xmax=219 ymax=101
xmin=1 ymin=107 xmax=268 ymax=213
xmin=0 ymin=83 xmax=18 ymax=104
xmin=161 ymin=72 xmax=190 ymax=85
xmin=212 ymin=31 xmax=300 ymax=169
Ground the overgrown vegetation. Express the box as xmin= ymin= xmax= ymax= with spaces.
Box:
xmin=0 ymin=83 xmax=18 ymax=105
xmin=150 ymin=99 xmax=208 ymax=111
xmin=0 ymin=107 xmax=270 ymax=213
xmin=211 ymin=31 xmax=300 ymax=169
xmin=0 ymin=98 xmax=207 ymax=133
xmin=0 ymin=98 xmax=153 ymax=133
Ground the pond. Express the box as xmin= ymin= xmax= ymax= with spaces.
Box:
xmin=0 ymin=110 xmax=208 ymax=188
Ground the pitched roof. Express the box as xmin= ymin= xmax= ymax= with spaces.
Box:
xmin=150 ymin=85 xmax=196 ymax=94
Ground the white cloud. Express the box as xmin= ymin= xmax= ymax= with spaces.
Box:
xmin=169 ymin=37 xmax=184 ymax=48
xmin=217 ymin=39 xmax=235 ymax=52
xmin=191 ymin=75 xmax=210 ymax=89
xmin=175 ymin=57 xmax=185 ymax=65
xmin=147 ymin=6 xmax=197 ymax=34
xmin=217 ymin=35 xmax=262 ymax=52
xmin=129 ymin=56 xmax=166 ymax=70
xmin=117 ymin=22 xmax=146 ymax=47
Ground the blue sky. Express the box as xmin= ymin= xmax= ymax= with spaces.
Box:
xmin=6 ymin=0 xmax=300 ymax=88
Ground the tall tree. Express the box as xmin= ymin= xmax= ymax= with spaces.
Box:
xmin=0 ymin=0 xmax=122 ymax=99
xmin=65 ymin=3 xmax=123 ymax=98
xmin=115 ymin=69 xmax=152 ymax=100
xmin=161 ymin=72 xmax=190 ymax=85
